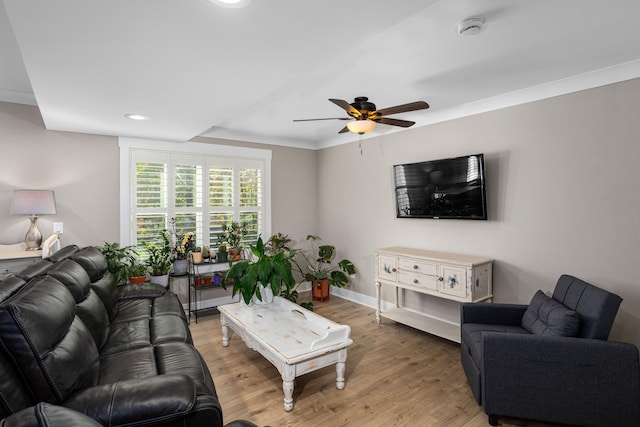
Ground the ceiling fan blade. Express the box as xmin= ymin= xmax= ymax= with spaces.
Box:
xmin=376 ymin=117 xmax=416 ymax=128
xmin=372 ymin=101 xmax=429 ymax=117
xmin=329 ymin=98 xmax=362 ymax=118
xmin=293 ymin=117 xmax=352 ymax=122
xmin=338 ymin=126 xmax=350 ymax=134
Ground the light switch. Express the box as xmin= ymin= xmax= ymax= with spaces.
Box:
xmin=53 ymin=222 xmax=64 ymax=234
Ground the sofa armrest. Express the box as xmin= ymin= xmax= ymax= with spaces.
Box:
xmin=116 ymin=282 xmax=166 ymax=299
xmin=63 ymin=374 xmax=201 ymax=426
xmin=1 ymin=402 xmax=102 ymax=427
xmin=482 ymin=333 xmax=640 ymax=426
xmin=460 ymin=302 xmax=528 ymax=326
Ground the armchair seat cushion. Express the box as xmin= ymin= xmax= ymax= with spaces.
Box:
xmin=521 ymin=290 xmax=580 ymax=337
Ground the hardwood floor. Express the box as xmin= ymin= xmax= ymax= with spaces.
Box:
xmin=190 ymin=296 xmax=562 ymax=427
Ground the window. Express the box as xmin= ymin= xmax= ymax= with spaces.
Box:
xmin=119 ymin=138 xmax=271 ymax=250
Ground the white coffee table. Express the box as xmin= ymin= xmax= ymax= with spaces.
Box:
xmin=218 ymin=296 xmax=353 ymax=411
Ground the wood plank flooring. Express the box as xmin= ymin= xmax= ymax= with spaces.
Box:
xmin=190 ymin=295 xmax=562 ymax=427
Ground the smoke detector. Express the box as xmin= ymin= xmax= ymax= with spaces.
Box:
xmin=457 ymin=17 xmax=485 ymax=36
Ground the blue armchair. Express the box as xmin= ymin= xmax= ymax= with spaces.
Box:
xmin=460 ymin=274 xmax=640 ymax=426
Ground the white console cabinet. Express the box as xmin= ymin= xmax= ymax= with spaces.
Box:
xmin=375 ymin=247 xmax=493 ymax=343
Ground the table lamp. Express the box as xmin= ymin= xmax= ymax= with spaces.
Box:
xmin=10 ymin=190 xmax=57 ymax=251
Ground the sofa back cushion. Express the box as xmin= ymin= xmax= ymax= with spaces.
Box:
xmin=15 ymin=260 xmax=54 ymax=282
xmin=71 ymin=246 xmax=108 ymax=282
xmin=0 ymin=276 xmax=100 ymax=403
xmin=522 ymin=290 xmax=580 ymax=337
xmin=46 ymin=244 xmax=79 ymax=263
xmin=47 ymin=259 xmax=110 ymax=350
xmin=0 ymin=276 xmax=27 ymax=304
xmin=552 ymin=274 xmax=622 ymax=340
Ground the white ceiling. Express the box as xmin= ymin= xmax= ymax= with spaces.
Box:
xmin=2 ymin=0 xmax=640 ymax=150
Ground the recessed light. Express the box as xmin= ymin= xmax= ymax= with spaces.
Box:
xmin=125 ymin=113 xmax=150 ymax=121
xmin=207 ymin=0 xmax=252 ymax=8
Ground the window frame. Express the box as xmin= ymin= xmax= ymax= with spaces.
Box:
xmin=119 ymin=137 xmax=272 ymax=247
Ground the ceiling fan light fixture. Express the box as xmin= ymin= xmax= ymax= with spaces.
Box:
xmin=347 ymin=119 xmax=376 ymax=135
xmin=207 ymin=0 xmax=252 ymax=8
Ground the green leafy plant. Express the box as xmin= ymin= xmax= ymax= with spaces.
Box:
xmin=141 ymin=229 xmax=174 ymax=276
xmin=216 ymin=221 xmax=249 ymax=252
xmin=100 ymin=242 xmax=137 ymax=285
xmin=266 ymin=233 xmax=313 ymax=310
xmin=223 ymin=234 xmax=296 ymax=305
xmin=295 ymin=235 xmax=356 ymax=287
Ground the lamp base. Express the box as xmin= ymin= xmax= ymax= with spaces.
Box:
xmin=24 ymin=215 xmax=43 ymax=251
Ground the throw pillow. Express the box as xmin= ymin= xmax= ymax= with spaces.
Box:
xmin=521 ymin=290 xmax=580 ymax=336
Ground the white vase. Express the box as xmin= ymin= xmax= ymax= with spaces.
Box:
xmin=252 ymin=283 xmax=274 ymax=305
xmin=173 ymin=259 xmax=189 ymax=276
xmin=149 ymin=274 xmax=169 ymax=287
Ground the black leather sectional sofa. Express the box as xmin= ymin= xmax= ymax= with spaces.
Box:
xmin=0 ymin=245 xmax=255 ymax=427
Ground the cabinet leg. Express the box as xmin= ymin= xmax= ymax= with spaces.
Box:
xmin=375 ymin=281 xmax=381 ymax=324
xmin=336 ymin=349 xmax=347 ymax=389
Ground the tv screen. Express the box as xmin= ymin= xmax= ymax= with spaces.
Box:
xmin=393 ymin=154 xmax=487 ymax=220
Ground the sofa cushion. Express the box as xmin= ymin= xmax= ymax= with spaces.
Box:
xmin=71 ymin=246 xmax=108 ymax=282
xmin=0 ymin=276 xmax=100 ymax=403
xmin=552 ymin=274 xmax=622 ymax=340
xmin=522 ymin=290 xmax=580 ymax=337
xmin=15 ymin=260 xmax=54 ymax=282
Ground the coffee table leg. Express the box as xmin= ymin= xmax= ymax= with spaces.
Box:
xmin=221 ymin=314 xmax=230 ymax=347
xmin=282 ymin=364 xmax=295 ymax=411
xmin=336 ymin=348 xmax=347 ymax=390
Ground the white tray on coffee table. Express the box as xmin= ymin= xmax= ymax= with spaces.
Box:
xmin=218 ymin=296 xmax=353 ymax=411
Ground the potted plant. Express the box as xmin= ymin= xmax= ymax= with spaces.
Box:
xmin=223 ymin=234 xmax=296 ymax=305
xmin=170 ymin=218 xmax=195 ymax=276
xmin=217 ymin=243 xmax=228 ymax=262
xmin=100 ymin=242 xmax=137 ymax=285
xmin=217 ymin=221 xmax=249 ymax=261
xmin=295 ymin=235 xmax=356 ymax=301
xmin=141 ymin=229 xmax=174 ymax=287
xmin=203 ymin=274 xmax=212 ymax=286
xmin=124 ymin=255 xmax=149 ymax=285
xmin=192 ymin=247 xmax=203 ymax=264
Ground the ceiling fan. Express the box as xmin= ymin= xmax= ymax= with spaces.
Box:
xmin=293 ymin=97 xmax=430 ymax=134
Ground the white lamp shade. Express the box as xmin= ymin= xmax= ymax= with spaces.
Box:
xmin=346 ymin=119 xmax=376 ymax=134
xmin=10 ymin=190 xmax=57 ymax=215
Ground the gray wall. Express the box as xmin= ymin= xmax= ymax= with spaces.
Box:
xmin=2 ymin=77 xmax=639 ymax=348
xmin=0 ymin=103 xmax=318 ymax=252
xmin=318 ymin=78 xmax=640 ymax=347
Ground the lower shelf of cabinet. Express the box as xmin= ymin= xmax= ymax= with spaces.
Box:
xmin=379 ymin=307 xmax=461 ymax=343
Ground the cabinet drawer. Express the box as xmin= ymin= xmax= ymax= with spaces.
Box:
xmin=377 ymin=255 xmax=398 ymax=282
xmin=398 ymin=270 xmax=438 ymax=291
xmin=398 ymin=258 xmax=437 ymax=276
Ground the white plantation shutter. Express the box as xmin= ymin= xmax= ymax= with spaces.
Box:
xmin=123 ymin=140 xmax=270 ymax=249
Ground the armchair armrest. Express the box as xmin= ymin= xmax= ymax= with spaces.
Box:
xmin=63 ymin=374 xmax=214 ymax=426
xmin=460 ymin=302 xmax=528 ymax=326
xmin=482 ymin=333 xmax=640 ymax=426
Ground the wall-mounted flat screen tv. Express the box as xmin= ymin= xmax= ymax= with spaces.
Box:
xmin=393 ymin=153 xmax=487 ymax=220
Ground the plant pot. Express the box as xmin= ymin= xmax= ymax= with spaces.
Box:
xmin=191 ymin=252 xmax=203 ymax=264
xmin=217 ymin=252 xmax=228 ymax=262
xmin=129 ymin=275 xmax=146 ymax=285
xmin=149 ymin=274 xmax=169 ymax=287
xmin=194 ymin=277 xmax=203 ymax=287
xmin=229 ymin=247 xmax=242 ymax=261
xmin=213 ymin=274 xmax=222 ymax=285
xmin=312 ymin=278 xmax=330 ymax=301
xmin=254 ymin=283 xmax=274 ymax=304
xmin=173 ymin=259 xmax=188 ymax=276
xmin=204 ymin=277 xmax=212 ymax=286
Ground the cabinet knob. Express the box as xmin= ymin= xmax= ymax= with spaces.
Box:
xmin=392 ymin=268 xmax=397 ymax=272
xmin=413 ymin=265 xmax=419 ymax=270
xmin=438 ymin=276 xmax=444 ymax=281
xmin=413 ymin=279 xmax=419 ymax=284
